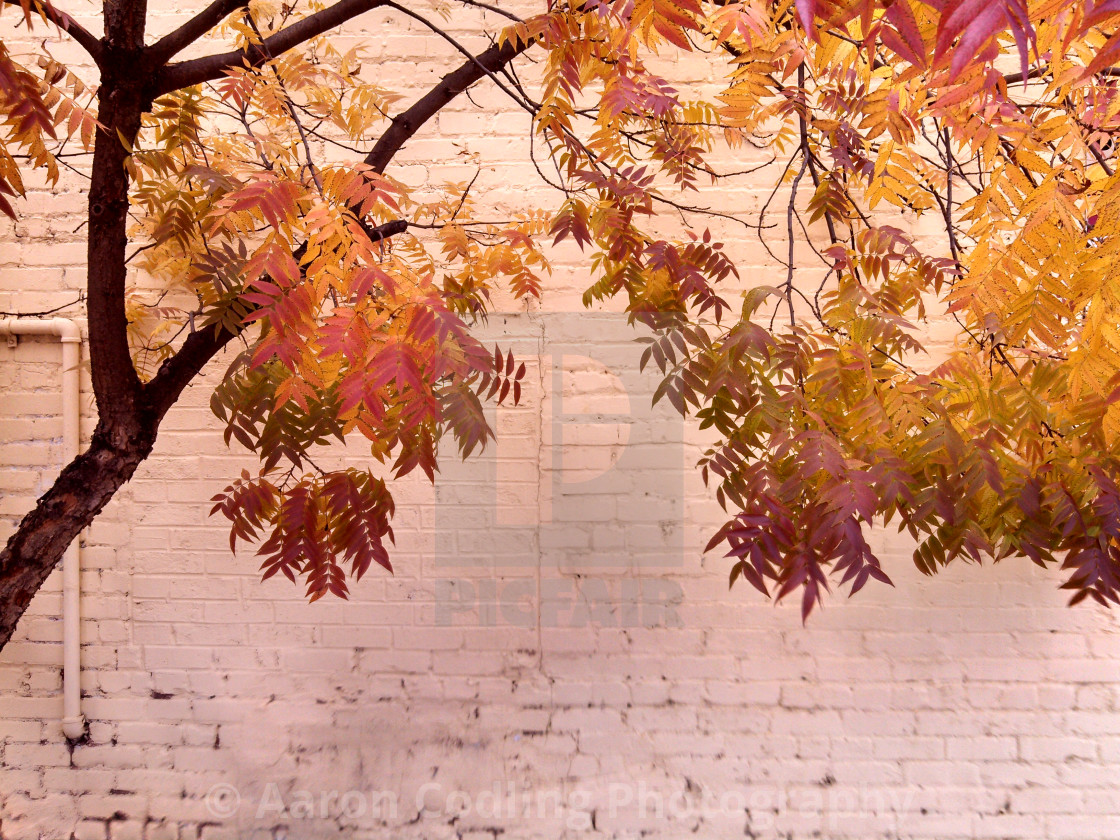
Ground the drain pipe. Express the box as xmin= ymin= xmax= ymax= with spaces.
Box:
xmin=0 ymin=318 xmax=83 ymax=740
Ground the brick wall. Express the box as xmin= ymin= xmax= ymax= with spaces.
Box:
xmin=2 ymin=2 xmax=1120 ymax=838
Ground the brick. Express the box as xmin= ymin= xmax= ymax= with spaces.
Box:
xmin=1020 ymin=737 xmax=1098 ymax=762
xmin=73 ymin=821 xmax=109 ymax=840
xmin=945 ymin=737 xmax=1018 ymax=761
xmin=109 ymin=821 xmax=145 ymax=840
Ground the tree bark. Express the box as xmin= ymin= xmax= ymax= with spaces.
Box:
xmin=0 ymin=431 xmax=157 ymax=649
xmin=86 ymin=31 xmax=147 ymax=429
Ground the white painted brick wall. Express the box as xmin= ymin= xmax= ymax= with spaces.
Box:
xmin=3 ymin=2 xmax=1120 ymax=838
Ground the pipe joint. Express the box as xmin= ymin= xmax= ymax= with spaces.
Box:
xmin=61 ymin=715 xmax=85 ymax=741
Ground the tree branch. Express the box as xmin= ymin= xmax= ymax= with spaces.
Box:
xmin=382 ymin=1 xmax=537 ymax=115
xmin=1004 ymin=66 xmax=1120 ymax=85
xmin=146 ymin=0 xmax=246 ymax=67
xmin=364 ymin=35 xmax=533 ymax=173
xmin=452 ymin=0 xmax=522 ymax=22
xmin=0 ymin=0 xmax=103 ymax=63
xmin=152 ymin=0 xmax=389 ymax=95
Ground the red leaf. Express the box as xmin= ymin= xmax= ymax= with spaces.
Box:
xmin=1086 ymin=29 xmax=1120 ymax=76
xmin=933 ymin=0 xmax=1033 ymax=80
xmin=882 ymin=1 xmax=928 ymax=68
xmin=795 ymin=0 xmax=816 ymax=36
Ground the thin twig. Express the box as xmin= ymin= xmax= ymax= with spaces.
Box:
xmin=0 ymin=295 xmax=85 ymax=317
xmin=0 ymin=0 xmax=102 ymax=62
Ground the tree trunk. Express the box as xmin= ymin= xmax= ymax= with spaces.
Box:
xmin=0 ymin=427 xmax=156 ymax=649
xmin=0 ymin=0 xmax=155 ymax=650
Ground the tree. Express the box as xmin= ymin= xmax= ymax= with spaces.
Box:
xmin=1 ymin=0 xmax=1119 ymax=649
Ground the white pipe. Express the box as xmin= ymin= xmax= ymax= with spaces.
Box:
xmin=0 ymin=318 xmax=83 ymax=740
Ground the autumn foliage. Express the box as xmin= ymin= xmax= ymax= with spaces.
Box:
xmin=3 ymin=0 xmax=1120 ymax=635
